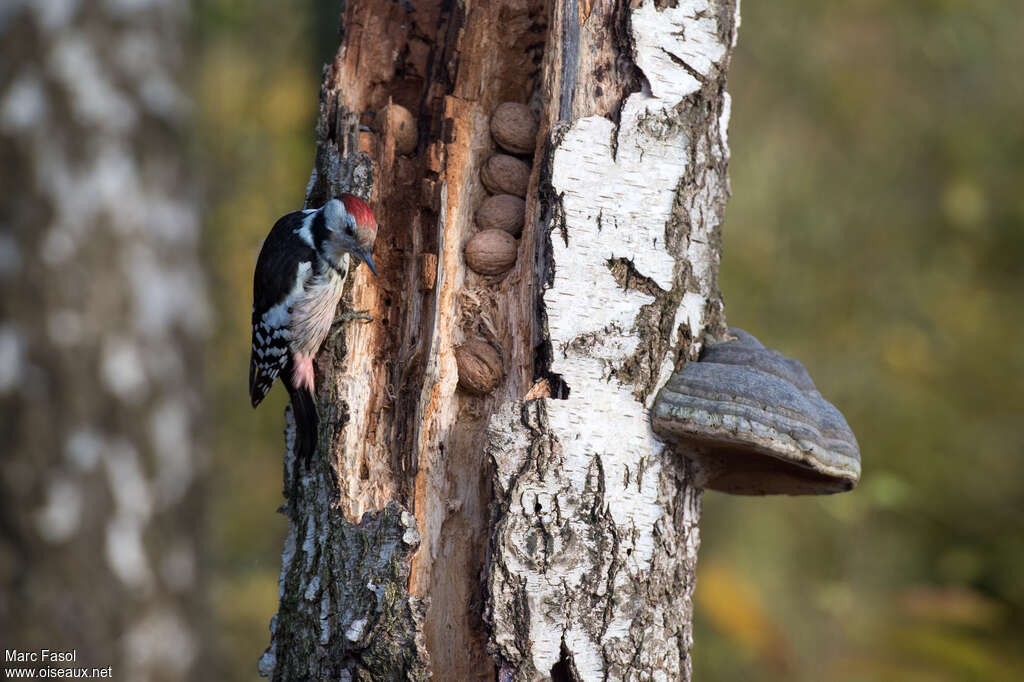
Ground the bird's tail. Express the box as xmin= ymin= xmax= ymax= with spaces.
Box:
xmin=284 ymin=381 xmax=319 ymax=467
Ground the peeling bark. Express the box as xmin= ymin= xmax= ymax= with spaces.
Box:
xmin=264 ymin=1 xmax=738 ymax=680
xmin=486 ymin=3 xmax=737 ymax=677
xmin=0 ymin=3 xmax=208 ymax=680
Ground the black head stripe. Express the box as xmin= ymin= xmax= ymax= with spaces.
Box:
xmin=311 ymin=210 xmax=330 ymax=252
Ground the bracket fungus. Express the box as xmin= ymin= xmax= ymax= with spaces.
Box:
xmin=651 ymin=328 xmax=860 ymax=495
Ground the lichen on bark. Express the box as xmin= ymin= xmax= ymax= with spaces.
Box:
xmin=260 ymin=502 xmax=428 ymax=681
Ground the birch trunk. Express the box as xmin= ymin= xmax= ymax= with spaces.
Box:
xmin=0 ymin=3 xmax=209 ymax=680
xmin=261 ymin=1 xmax=738 ymax=680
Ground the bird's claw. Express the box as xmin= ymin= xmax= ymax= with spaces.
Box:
xmin=329 ymin=309 xmax=373 ymax=345
xmin=336 ymin=309 xmax=373 ymax=324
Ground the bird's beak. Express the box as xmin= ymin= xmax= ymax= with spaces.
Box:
xmin=358 ymin=249 xmax=378 ymax=276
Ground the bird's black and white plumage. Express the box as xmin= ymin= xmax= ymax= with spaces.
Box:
xmin=249 ymin=196 xmax=378 ymax=464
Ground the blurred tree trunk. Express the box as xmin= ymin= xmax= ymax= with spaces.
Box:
xmin=261 ymin=1 xmax=737 ymax=680
xmin=0 ymin=3 xmax=209 ymax=681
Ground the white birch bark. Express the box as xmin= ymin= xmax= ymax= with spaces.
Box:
xmin=486 ymin=2 xmax=739 ymax=679
xmin=263 ymin=1 xmax=738 ymax=680
xmin=0 ymin=3 xmax=209 ymax=680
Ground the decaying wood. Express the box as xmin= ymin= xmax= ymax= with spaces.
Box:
xmin=262 ymin=1 xmax=738 ymax=680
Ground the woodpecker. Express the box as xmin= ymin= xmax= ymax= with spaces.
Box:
xmin=249 ymin=195 xmax=378 ymax=464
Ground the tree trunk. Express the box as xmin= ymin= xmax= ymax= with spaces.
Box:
xmin=261 ymin=1 xmax=737 ymax=680
xmin=0 ymin=3 xmax=209 ymax=681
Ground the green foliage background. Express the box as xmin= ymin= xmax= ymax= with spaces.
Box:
xmin=194 ymin=1 xmax=1024 ymax=679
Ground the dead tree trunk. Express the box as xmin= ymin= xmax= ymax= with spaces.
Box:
xmin=0 ymin=3 xmax=209 ymax=681
xmin=261 ymin=1 xmax=738 ymax=680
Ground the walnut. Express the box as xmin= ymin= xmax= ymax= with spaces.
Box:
xmin=480 ymin=154 xmax=530 ymax=197
xmin=455 ymin=340 xmax=504 ymax=395
xmin=378 ymin=103 xmax=417 ymax=155
xmin=490 ymin=102 xmax=538 ymax=155
xmin=464 ymin=229 xmax=518 ymax=275
xmin=475 ymin=194 xmax=526 ymax=236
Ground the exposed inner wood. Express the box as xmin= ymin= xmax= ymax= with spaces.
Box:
xmin=305 ymin=0 xmax=441 ymax=521
xmin=407 ymin=4 xmax=550 ymax=680
xmin=276 ymin=0 xmax=736 ymax=679
xmin=304 ymin=1 xmax=549 ymax=679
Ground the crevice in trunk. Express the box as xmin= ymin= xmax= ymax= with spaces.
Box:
xmin=550 ymin=642 xmax=581 ymax=682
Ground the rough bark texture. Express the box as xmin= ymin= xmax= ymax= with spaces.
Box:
xmin=263 ymin=1 xmax=738 ymax=680
xmin=0 ymin=3 xmax=209 ymax=681
xmin=486 ymin=1 xmax=738 ymax=679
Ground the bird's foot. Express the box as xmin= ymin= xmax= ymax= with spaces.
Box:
xmin=328 ymin=310 xmax=373 ymax=346
xmin=337 ymin=309 xmax=373 ymax=324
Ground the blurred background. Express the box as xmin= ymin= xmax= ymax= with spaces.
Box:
xmin=3 ymin=0 xmax=1022 ymax=680
xmin=700 ymin=2 xmax=1024 ymax=680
